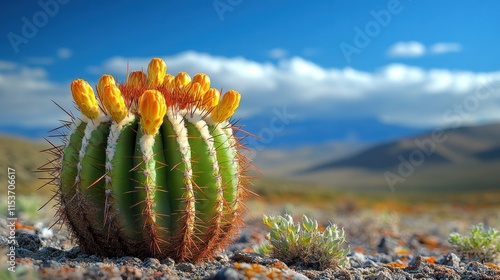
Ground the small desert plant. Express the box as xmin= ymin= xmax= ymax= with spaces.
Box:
xmin=256 ymin=214 xmax=350 ymax=269
xmin=448 ymin=223 xmax=500 ymax=263
xmin=40 ymin=58 xmax=252 ymax=262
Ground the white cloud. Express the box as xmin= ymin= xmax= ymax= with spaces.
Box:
xmin=0 ymin=61 xmax=17 ymax=70
xmin=0 ymin=63 xmax=73 ymax=128
xmin=387 ymin=41 xmax=463 ymax=58
xmin=58 ymin=48 xmax=72 ymax=59
xmin=387 ymin=41 xmax=426 ymax=58
xmin=429 ymin=42 xmax=462 ymax=55
xmin=21 ymin=48 xmax=72 ymax=66
xmin=268 ymin=48 xmax=288 ymax=59
xmin=2 ymin=51 xmax=500 ymax=131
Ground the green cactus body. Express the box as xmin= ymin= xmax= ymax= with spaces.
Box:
xmin=46 ymin=58 xmax=250 ymax=262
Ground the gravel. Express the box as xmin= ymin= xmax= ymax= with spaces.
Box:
xmin=1 ymin=213 xmax=500 ymax=279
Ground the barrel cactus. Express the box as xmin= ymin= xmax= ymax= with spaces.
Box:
xmin=41 ymin=58 xmax=251 ymax=262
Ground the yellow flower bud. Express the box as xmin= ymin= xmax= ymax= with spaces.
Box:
xmin=202 ymin=88 xmax=220 ymax=110
xmin=147 ymin=58 xmax=167 ymax=88
xmin=102 ymin=84 xmax=128 ymax=123
xmin=138 ymin=90 xmax=167 ymax=135
xmin=97 ymin=74 xmax=116 ymax=96
xmin=192 ymin=73 xmax=210 ymax=94
xmin=70 ymin=79 xmax=100 ymax=119
xmin=128 ymin=71 xmax=147 ymax=88
xmin=162 ymin=74 xmax=175 ymax=89
xmin=174 ymin=72 xmax=191 ymax=88
xmin=185 ymin=82 xmax=202 ymax=101
xmin=210 ymin=90 xmax=241 ymax=122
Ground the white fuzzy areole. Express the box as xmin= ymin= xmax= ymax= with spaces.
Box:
xmin=65 ymin=118 xmax=83 ymax=149
xmin=105 ymin=113 xmax=136 ymax=185
xmin=186 ymin=114 xmax=222 ymax=188
xmin=139 ymin=133 xmax=155 ymax=163
xmin=186 ymin=113 xmax=223 ymax=213
xmin=167 ymin=109 xmax=195 ymax=217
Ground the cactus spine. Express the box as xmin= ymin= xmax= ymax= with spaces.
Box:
xmin=43 ymin=58 xmax=251 ymax=262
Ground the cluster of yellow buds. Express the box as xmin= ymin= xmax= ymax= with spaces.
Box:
xmin=70 ymin=57 xmax=241 ymax=135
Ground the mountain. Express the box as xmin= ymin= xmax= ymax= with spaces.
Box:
xmin=296 ymin=123 xmax=500 ymax=192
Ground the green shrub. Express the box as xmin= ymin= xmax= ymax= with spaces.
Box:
xmin=256 ymin=214 xmax=349 ymax=269
xmin=448 ymin=223 xmax=500 ymax=263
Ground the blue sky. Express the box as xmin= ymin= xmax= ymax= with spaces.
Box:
xmin=1 ymin=0 xmax=499 ymax=146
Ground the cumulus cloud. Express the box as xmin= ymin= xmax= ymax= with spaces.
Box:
xmin=0 ymin=62 xmax=73 ymax=128
xmin=2 ymin=51 xmax=500 ymax=131
xmin=387 ymin=41 xmax=463 ymax=58
xmin=387 ymin=41 xmax=426 ymax=58
xmin=22 ymin=48 xmax=73 ymax=66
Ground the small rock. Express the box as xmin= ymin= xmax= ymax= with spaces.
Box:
xmin=212 ymin=267 xmax=243 ymax=280
xmin=87 ymin=255 xmax=100 ymax=262
xmin=377 ymin=236 xmax=398 ymax=254
xmin=143 ymin=257 xmax=161 ymax=269
xmin=407 ymin=235 xmax=421 ymax=250
xmin=127 ymin=257 xmax=143 ymax=266
xmin=177 ymin=262 xmax=196 ymax=272
xmin=16 ymin=232 xmax=41 ymax=252
xmin=465 ymin=261 xmax=489 ymax=273
xmin=441 ymin=252 xmax=460 ymax=268
xmin=157 ymin=264 xmax=171 ymax=273
xmin=407 ymin=256 xmax=424 ymax=271
xmin=372 ymin=253 xmax=393 ymax=264
xmin=120 ymin=266 xmax=143 ymax=279
xmin=38 ymin=247 xmax=65 ymax=258
xmin=271 ymin=259 xmax=289 ymax=270
xmin=215 ymin=253 xmax=230 ymax=264
xmin=65 ymin=246 xmax=84 ymax=258
xmin=350 ymin=252 xmax=366 ymax=267
xmin=160 ymin=257 xmax=175 ymax=267
xmin=42 ymin=259 xmax=60 ymax=268
xmin=233 ymin=251 xmax=264 ymax=264
xmin=366 ymin=270 xmax=393 ymax=280
xmin=352 ymin=252 xmax=366 ymax=263
xmin=289 ymin=272 xmax=310 ymax=280
xmin=15 ymin=248 xmax=33 ymax=258
xmin=362 ymin=260 xmax=380 ymax=268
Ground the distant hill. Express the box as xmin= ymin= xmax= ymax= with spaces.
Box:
xmin=0 ymin=135 xmax=51 ymax=194
xmin=297 ymin=124 xmax=500 ymax=192
xmin=2 ymin=123 xmax=500 ymax=195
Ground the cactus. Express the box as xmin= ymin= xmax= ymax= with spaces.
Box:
xmin=40 ymin=58 xmax=251 ymax=262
